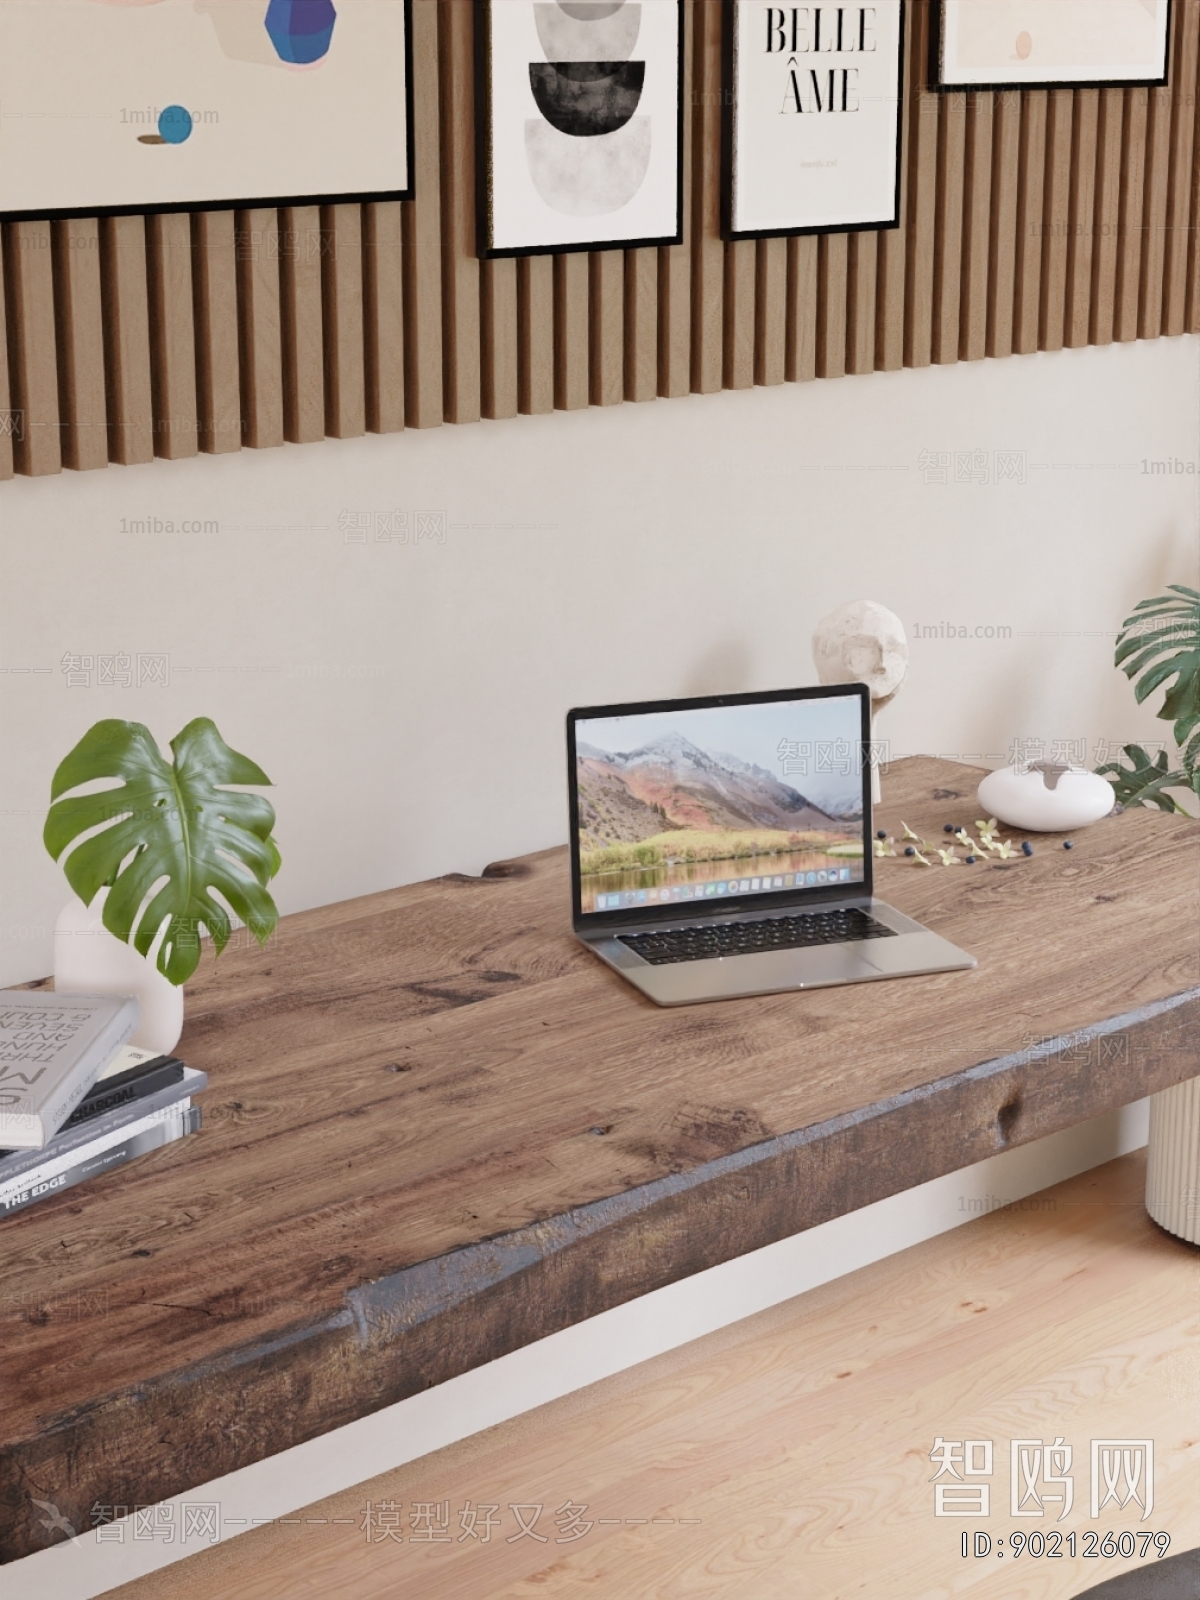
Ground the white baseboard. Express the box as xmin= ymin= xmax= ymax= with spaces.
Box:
xmin=8 ymin=1097 xmax=1149 ymax=1600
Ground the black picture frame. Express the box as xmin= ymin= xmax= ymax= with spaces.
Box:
xmin=0 ymin=0 xmax=415 ymax=225
xmin=722 ymin=0 xmax=906 ymax=242
xmin=930 ymin=0 xmax=1171 ymax=94
xmin=476 ymin=0 xmax=685 ymax=260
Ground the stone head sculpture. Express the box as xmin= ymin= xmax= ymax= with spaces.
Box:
xmin=812 ymin=599 xmax=909 ymax=803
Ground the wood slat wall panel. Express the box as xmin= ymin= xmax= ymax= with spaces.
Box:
xmin=438 ymin=0 xmax=480 ymax=425
xmin=279 ymin=205 xmax=325 ymax=445
xmin=904 ymin=4 xmax=939 ymax=368
xmin=321 ymin=204 xmax=366 ymax=439
xmin=403 ymin=0 xmax=444 ymax=428
xmin=0 ymin=230 xmax=12 ymax=480
xmin=932 ymin=91 xmax=966 ymax=364
xmin=589 ymin=249 xmax=624 ymax=407
xmin=960 ymin=92 xmax=993 ymax=360
xmin=1114 ymin=87 xmax=1149 ymax=340
xmin=1064 ymin=90 xmax=1099 ymax=348
xmin=52 ymin=218 xmax=108 ymax=471
xmin=3 ymin=0 xmax=1197 ymax=482
xmin=100 ymin=215 xmax=155 ymax=466
xmin=517 ymin=257 xmax=554 ymax=415
xmin=4 ymin=220 xmax=62 ymax=476
xmin=191 ymin=211 xmax=242 ymax=454
xmin=987 ymin=88 xmax=1022 ymax=357
xmin=481 ymin=258 xmax=518 ymax=420
xmin=1162 ymin=0 xmax=1199 ymax=334
xmin=146 ymin=213 xmax=199 ymax=461
xmin=363 ymin=202 xmax=405 ymax=434
xmin=754 ymin=237 xmax=786 ymax=386
xmin=624 ymin=248 xmax=658 ymax=403
xmin=234 ymin=209 xmax=283 ymax=450
xmin=786 ymin=235 xmax=818 ymax=383
xmin=846 ymin=232 xmax=877 ymax=375
xmin=1091 ymin=89 xmax=1125 ymax=344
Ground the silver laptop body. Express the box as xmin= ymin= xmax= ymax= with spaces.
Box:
xmin=567 ymin=684 xmax=975 ymax=1006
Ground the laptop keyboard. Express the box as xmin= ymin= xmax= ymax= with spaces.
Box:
xmin=619 ymin=907 xmax=898 ymax=965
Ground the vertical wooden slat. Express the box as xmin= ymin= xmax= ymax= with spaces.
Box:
xmin=0 ymin=229 xmax=13 ymax=480
xmin=659 ymin=0 xmax=693 ymax=398
xmin=904 ymin=1 xmax=938 ymax=368
xmin=932 ymin=90 xmax=966 ymax=364
xmin=321 ymin=204 xmax=365 ymax=439
xmin=875 ymin=0 xmax=913 ymax=373
xmin=3 ymin=220 xmax=62 ymax=475
xmin=724 ymin=241 xmax=756 ymax=389
xmin=1039 ymin=90 xmax=1074 ymax=352
xmin=191 ymin=210 xmax=242 ymax=454
xmin=1189 ymin=29 xmax=1200 ymax=332
xmin=518 ymin=256 xmax=554 ymax=415
xmin=1114 ymin=87 xmax=1148 ymax=340
xmin=481 ymin=259 xmax=518 ymax=420
xmin=816 ymin=234 xmax=848 ymax=379
xmin=554 ymin=252 xmax=589 ymax=410
xmin=960 ymin=92 xmax=993 ymax=361
xmin=589 ymin=249 xmax=624 ymax=406
xmin=279 ymin=204 xmax=325 ymax=444
xmin=754 ymin=237 xmax=786 ymax=386
xmin=101 ymin=214 xmax=154 ymax=465
xmin=625 ymin=249 xmax=658 ymax=403
xmin=1064 ymin=90 xmax=1098 ymax=348
xmin=691 ymin=0 xmax=724 ymax=393
xmin=363 ymin=201 xmax=405 ymax=433
xmin=235 ymin=209 xmax=283 ymax=449
xmin=786 ymin=235 xmax=818 ymax=382
xmin=1162 ymin=0 xmax=1200 ymax=334
xmin=52 ymin=218 xmax=108 ymax=471
xmin=1138 ymin=50 xmax=1175 ymax=337
xmin=1090 ymin=90 xmax=1125 ymax=344
xmin=146 ymin=213 xmax=198 ymax=460
xmin=1012 ymin=92 xmax=1047 ymax=354
xmin=403 ymin=0 xmax=444 ymax=427
xmin=987 ymin=87 xmax=1022 ymax=357
xmin=439 ymin=0 xmax=480 ymax=424
xmin=846 ymin=232 xmax=877 ymax=375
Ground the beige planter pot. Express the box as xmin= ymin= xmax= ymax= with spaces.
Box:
xmin=1145 ymin=1075 xmax=1200 ymax=1244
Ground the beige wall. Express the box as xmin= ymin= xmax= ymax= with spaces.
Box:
xmin=2 ymin=335 xmax=1197 ymax=985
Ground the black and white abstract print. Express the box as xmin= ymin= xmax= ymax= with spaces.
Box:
xmin=482 ymin=0 xmax=681 ymax=255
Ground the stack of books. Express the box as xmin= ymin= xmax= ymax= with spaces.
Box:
xmin=0 ymin=992 xmax=206 ymax=1220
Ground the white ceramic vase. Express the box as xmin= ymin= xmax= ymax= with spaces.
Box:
xmin=54 ymin=890 xmax=184 ymax=1056
xmin=1145 ymin=1076 xmax=1200 ymax=1244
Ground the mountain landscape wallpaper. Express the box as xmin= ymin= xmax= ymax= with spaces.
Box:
xmin=574 ymin=701 xmax=866 ymax=912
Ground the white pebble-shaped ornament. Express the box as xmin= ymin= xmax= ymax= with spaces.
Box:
xmin=976 ymin=762 xmax=1115 ymax=833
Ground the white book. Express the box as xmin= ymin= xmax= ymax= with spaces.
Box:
xmin=0 ymin=1101 xmax=199 ymax=1218
xmin=0 ymin=991 xmax=140 ymax=1150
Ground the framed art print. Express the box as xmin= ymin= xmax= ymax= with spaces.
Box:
xmin=0 ymin=0 xmax=413 ymax=221
xmin=935 ymin=0 xmax=1171 ymax=90
xmin=478 ymin=0 xmax=684 ymax=258
xmin=724 ymin=0 xmax=904 ymax=240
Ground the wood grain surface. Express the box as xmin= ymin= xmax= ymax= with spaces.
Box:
xmin=2 ymin=0 xmax=1197 ymax=478
xmin=107 ymin=1151 xmax=1200 ymax=1600
xmin=0 ymin=759 xmax=1196 ymax=1564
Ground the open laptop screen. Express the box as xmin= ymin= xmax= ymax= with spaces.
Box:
xmin=569 ymin=685 xmax=871 ymax=921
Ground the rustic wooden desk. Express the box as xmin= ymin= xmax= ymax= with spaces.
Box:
xmin=2 ymin=757 xmax=1197 ymax=1564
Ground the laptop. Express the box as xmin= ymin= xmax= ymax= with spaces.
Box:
xmin=567 ymin=683 xmax=976 ymax=1005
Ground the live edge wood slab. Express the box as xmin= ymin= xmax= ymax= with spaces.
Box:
xmin=2 ymin=758 xmax=1197 ymax=1563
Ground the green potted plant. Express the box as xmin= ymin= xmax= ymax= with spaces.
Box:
xmin=1097 ymin=583 xmax=1199 ymax=814
xmin=44 ymin=717 xmax=281 ymax=1053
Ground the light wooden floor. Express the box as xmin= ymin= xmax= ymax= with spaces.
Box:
xmin=111 ymin=1152 xmax=1199 ymax=1600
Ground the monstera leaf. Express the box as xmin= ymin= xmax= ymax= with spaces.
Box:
xmin=1096 ymin=743 xmax=1194 ymax=815
xmin=1114 ymin=585 xmax=1200 ymax=765
xmin=44 ymin=718 xmax=281 ymax=986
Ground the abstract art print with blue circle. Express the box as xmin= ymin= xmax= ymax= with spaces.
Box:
xmin=479 ymin=0 xmax=684 ymax=256
xmin=0 ymin=0 xmax=412 ymax=219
